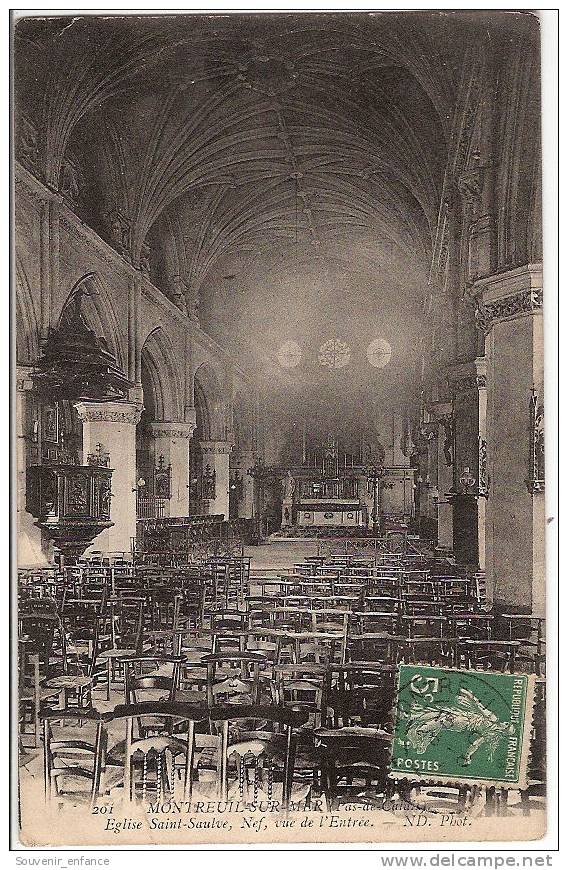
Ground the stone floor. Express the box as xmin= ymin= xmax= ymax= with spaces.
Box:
xmin=244 ymin=539 xmax=319 ymax=574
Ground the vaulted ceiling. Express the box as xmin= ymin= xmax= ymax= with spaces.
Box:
xmin=15 ymin=12 xmax=479 ymax=432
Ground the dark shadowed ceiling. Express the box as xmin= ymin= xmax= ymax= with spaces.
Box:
xmin=15 ymin=11 xmax=482 ymax=440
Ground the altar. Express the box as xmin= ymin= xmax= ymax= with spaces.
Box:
xmin=296 ymin=500 xmax=363 ymax=527
xmin=278 ymin=432 xmax=413 ymax=532
xmin=290 ymin=469 xmax=365 ymax=528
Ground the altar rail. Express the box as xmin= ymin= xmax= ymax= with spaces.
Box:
xmin=134 ymin=515 xmax=264 ymax=565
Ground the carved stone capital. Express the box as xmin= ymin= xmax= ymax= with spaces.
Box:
xmin=74 ymin=401 xmax=143 ymax=426
xmin=446 ymin=361 xmax=478 ymax=394
xmin=147 ymin=421 xmax=196 ymax=439
xmin=200 ymin=440 xmax=234 ymax=455
xmin=473 ymin=264 xmax=543 ymax=333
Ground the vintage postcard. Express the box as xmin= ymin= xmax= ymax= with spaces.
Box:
xmin=12 ymin=9 xmax=550 ymax=848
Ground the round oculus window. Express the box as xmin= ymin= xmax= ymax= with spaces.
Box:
xmin=318 ymin=338 xmax=351 ymax=369
xmin=277 ymin=340 xmax=302 ymax=368
xmin=367 ymin=338 xmax=392 ymax=368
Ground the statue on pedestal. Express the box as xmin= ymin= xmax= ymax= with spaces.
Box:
xmin=282 ymin=469 xmax=296 ymax=500
xmin=281 ymin=470 xmax=295 ymax=528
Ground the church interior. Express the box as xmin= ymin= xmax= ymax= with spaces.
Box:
xmin=14 ymin=11 xmax=546 ymax=839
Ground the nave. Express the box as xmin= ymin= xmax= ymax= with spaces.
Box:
xmin=13 ymin=10 xmax=546 ymax=845
xmin=18 ymin=537 xmax=546 ymax=843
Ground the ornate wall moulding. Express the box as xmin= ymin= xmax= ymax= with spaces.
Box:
xmin=473 ymin=265 xmax=543 ymax=333
xmin=526 ymin=388 xmax=545 ymax=495
xmin=475 ymin=287 xmax=543 ymax=333
xmin=478 ymin=437 xmax=489 ymax=497
xmin=457 ymin=166 xmax=485 ymax=206
xmin=16 ymin=116 xmax=40 ymax=173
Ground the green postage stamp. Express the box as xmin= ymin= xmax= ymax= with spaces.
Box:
xmin=390 ymin=665 xmax=536 ymax=789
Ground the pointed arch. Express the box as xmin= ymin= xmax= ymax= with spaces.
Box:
xmin=193 ymin=363 xmax=226 ymax=441
xmin=140 ymin=326 xmax=184 ymax=421
xmin=15 ymin=254 xmax=40 ymax=364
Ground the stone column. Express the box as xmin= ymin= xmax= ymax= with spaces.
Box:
xmin=431 ymin=402 xmax=454 ymax=552
xmin=415 ymin=425 xmax=438 ymax=539
xmin=446 ymin=362 xmax=480 ymax=566
xmin=75 ymin=401 xmax=142 ymax=554
xmin=232 ymin=450 xmax=255 ymax=518
xmin=473 ymin=264 xmax=544 ymax=614
xmin=147 ymin=419 xmax=196 ymax=517
xmin=16 ymin=368 xmax=48 ymax=565
xmin=200 ymin=440 xmax=233 ymax=520
xmin=475 ymin=356 xmax=488 ymax=572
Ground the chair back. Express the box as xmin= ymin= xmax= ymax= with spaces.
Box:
xmin=122 ymin=655 xmax=184 ymax=704
xmin=41 ymin=707 xmax=107 ymax=807
xmin=108 ymin=701 xmax=207 ymax=803
xmin=208 ymin=704 xmax=308 ymax=809
xmin=203 ymin=652 xmax=267 ymax=706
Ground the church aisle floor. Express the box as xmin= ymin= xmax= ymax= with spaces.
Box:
xmin=244 ymin=539 xmax=319 ymax=573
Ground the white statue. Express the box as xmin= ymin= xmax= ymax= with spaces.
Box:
xmin=282 ymin=469 xmax=296 ymax=500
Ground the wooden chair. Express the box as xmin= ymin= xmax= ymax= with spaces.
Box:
xmin=203 ymin=652 xmax=268 ymax=706
xmin=208 ymin=704 xmax=309 ymax=811
xmin=19 ymin=649 xmax=60 ymax=747
xmin=272 ymin=664 xmax=330 ymax=730
xmin=210 ymin=610 xmax=248 ymax=654
xmin=41 ymin=707 xmax=107 ymax=807
xmin=347 ymin=612 xmax=399 ymax=664
xmin=315 ymin=725 xmax=393 ymax=810
xmin=329 ymin=662 xmax=397 ymax=729
xmin=457 ymin=639 xmax=520 ymax=672
xmin=500 ymin=614 xmax=546 ymax=675
xmin=122 ymin=655 xmax=184 ymax=704
xmin=106 ymin=701 xmax=207 ymax=803
xmin=397 ymin=635 xmax=457 ymax=667
xmin=93 ymin=601 xmax=144 ymax=700
xmin=291 ymin=631 xmax=344 ymax=666
xmin=18 ymin=612 xmax=58 ymax=675
xmin=148 ymin=590 xmax=183 ymax=632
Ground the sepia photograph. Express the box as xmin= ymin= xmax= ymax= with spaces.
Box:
xmin=11 ymin=8 xmax=552 ymax=848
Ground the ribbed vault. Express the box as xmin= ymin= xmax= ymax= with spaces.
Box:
xmin=14 ymin=12 xmax=464 ymax=310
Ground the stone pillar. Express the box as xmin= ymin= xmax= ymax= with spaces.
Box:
xmin=16 ymin=368 xmax=48 ymax=566
xmin=431 ymin=402 xmax=454 ymax=552
xmin=475 ymin=356 xmax=488 ymax=572
xmin=473 ymin=264 xmax=544 ymax=614
xmin=232 ymin=451 xmax=255 ymax=519
xmin=200 ymin=440 xmax=233 ymax=520
xmin=75 ymin=401 xmax=142 ymax=554
xmin=416 ymin=426 xmax=438 ymax=538
xmin=446 ymin=362 xmax=480 ymax=566
xmin=147 ymin=419 xmax=196 ymax=518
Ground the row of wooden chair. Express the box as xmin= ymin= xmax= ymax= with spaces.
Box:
xmin=41 ymin=702 xmax=308 ymax=809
